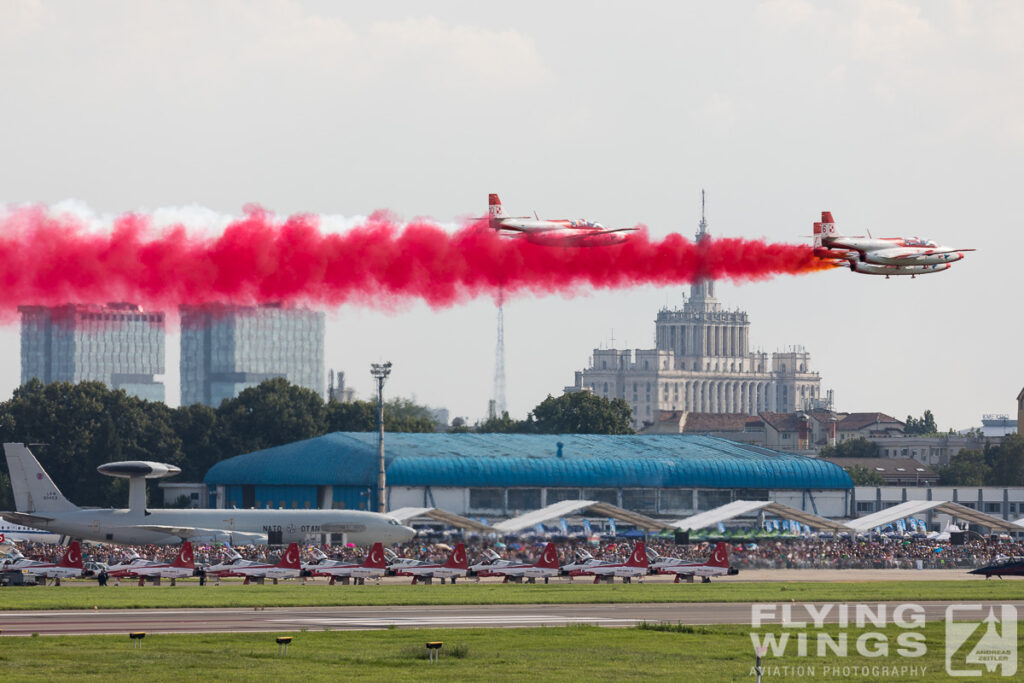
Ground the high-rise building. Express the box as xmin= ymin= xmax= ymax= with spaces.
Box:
xmin=570 ymin=197 xmax=825 ymax=429
xmin=19 ymin=303 xmax=166 ymax=401
xmin=180 ymin=304 xmax=325 ymax=407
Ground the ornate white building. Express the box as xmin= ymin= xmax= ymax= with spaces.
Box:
xmin=570 ymin=205 xmax=825 ymax=428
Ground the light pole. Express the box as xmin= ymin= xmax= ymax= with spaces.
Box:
xmin=370 ymin=361 xmax=392 ymax=513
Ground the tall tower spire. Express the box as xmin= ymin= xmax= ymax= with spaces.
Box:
xmin=689 ymin=189 xmax=716 ymax=303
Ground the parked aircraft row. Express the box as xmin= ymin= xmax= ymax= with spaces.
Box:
xmin=2 ymin=541 xmax=738 ymax=585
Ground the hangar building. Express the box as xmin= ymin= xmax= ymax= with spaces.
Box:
xmin=204 ymin=433 xmax=853 ymax=522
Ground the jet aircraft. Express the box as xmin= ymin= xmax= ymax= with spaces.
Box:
xmin=400 ymin=543 xmax=468 ymax=584
xmin=127 ymin=542 xmax=196 ymax=585
xmin=579 ymin=542 xmax=649 ymax=583
xmin=488 ymin=194 xmax=637 ymax=247
xmin=312 ymin=542 xmax=388 ymax=585
xmin=2 ymin=541 xmax=84 ymax=580
xmin=650 ymin=542 xmax=739 ymax=583
xmin=481 ymin=542 xmax=561 ymax=583
xmin=1 ymin=443 xmax=416 ymax=546
xmin=231 ymin=542 xmax=302 ymax=584
xmin=813 ymin=211 xmax=973 ymax=278
xmin=969 ymin=557 xmax=1024 ymax=579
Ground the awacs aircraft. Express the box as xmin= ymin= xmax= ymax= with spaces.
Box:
xmin=650 ymin=542 xmax=739 ymax=583
xmin=400 ymin=543 xmax=469 ymax=584
xmin=232 ymin=542 xmax=302 ymax=584
xmin=969 ymin=557 xmax=1024 ymax=579
xmin=484 ymin=542 xmax=561 ymax=583
xmin=1 ymin=443 xmax=415 ymax=546
xmin=312 ymin=542 xmax=388 ymax=584
xmin=813 ymin=211 xmax=974 ymax=278
xmin=488 ymin=194 xmax=637 ymax=247
xmin=2 ymin=541 xmax=84 ymax=580
xmin=127 ymin=542 xmax=196 ymax=585
xmin=582 ymin=542 xmax=650 ymax=583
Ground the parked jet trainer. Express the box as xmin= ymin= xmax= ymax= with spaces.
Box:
xmin=1 ymin=443 xmax=416 ymax=546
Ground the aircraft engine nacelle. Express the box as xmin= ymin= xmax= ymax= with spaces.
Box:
xmin=186 ymin=530 xmax=267 ymax=545
xmin=851 ymin=260 xmax=951 ymax=277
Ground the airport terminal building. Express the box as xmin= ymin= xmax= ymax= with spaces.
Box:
xmin=203 ymin=433 xmax=854 ymax=522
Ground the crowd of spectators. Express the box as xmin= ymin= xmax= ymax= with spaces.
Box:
xmin=6 ymin=535 xmax=1023 ymax=572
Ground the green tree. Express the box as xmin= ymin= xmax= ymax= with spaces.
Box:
xmin=529 ymin=393 xmax=635 ymax=434
xmin=171 ymin=403 xmax=224 ymax=480
xmin=0 ymin=379 xmax=182 ymax=507
xmin=216 ymin=378 xmax=327 ymax=456
xmin=937 ymin=449 xmax=990 ymax=485
xmin=325 ymin=398 xmax=436 ymax=433
xmin=843 ymin=464 xmax=885 ymax=486
xmin=475 ymin=411 xmax=532 ymax=433
xmin=905 ymin=410 xmax=938 ymax=435
xmin=983 ymin=433 xmax=1024 ymax=486
xmin=818 ymin=437 xmax=879 ymax=459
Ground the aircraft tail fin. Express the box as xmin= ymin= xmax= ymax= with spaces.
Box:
xmin=443 ymin=542 xmax=468 ymax=570
xmin=172 ymin=542 xmax=195 ymax=569
xmin=488 ymin=193 xmax=506 ymax=226
xmin=706 ymin=542 xmax=731 ymax=568
xmin=362 ymin=542 xmax=387 ymax=569
xmin=3 ymin=443 xmax=78 ymax=513
xmin=58 ymin=541 xmax=83 ymax=569
xmin=277 ymin=542 xmax=300 ymax=570
xmin=821 ymin=211 xmax=840 ymax=239
xmin=534 ymin=542 xmax=560 ymax=569
xmin=813 ymin=221 xmax=823 ymax=248
xmin=626 ymin=542 xmax=648 ymax=568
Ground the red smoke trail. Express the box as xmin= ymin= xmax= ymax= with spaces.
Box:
xmin=0 ymin=206 xmax=827 ymax=318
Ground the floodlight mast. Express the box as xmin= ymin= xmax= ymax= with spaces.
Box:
xmin=370 ymin=361 xmax=392 ymax=514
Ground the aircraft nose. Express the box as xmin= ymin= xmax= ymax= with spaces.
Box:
xmin=400 ymin=525 xmax=417 ymax=541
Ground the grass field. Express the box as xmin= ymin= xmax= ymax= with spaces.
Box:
xmin=1 ymin=621 xmax=1013 ymax=681
xmin=1 ymin=580 xmax=1021 ymax=611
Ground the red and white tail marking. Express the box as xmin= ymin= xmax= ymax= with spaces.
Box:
xmin=706 ymin=542 xmax=730 ymax=568
xmin=59 ymin=541 xmax=83 ymax=569
xmin=535 ymin=542 xmax=560 ymax=569
xmin=362 ymin=543 xmax=387 ymax=569
xmin=488 ymin=194 xmax=506 ymax=220
xmin=444 ymin=543 xmax=468 ymax=570
xmin=821 ymin=211 xmax=838 ymax=238
xmin=172 ymin=542 xmax=195 ymax=569
xmin=277 ymin=543 xmax=301 ymax=570
xmin=626 ymin=542 xmax=648 ymax=568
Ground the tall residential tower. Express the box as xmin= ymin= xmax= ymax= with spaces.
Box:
xmin=180 ymin=304 xmax=325 ymax=407
xmin=19 ymin=303 xmax=166 ymax=401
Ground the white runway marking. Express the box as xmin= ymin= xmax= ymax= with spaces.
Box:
xmin=275 ymin=615 xmax=640 ymax=627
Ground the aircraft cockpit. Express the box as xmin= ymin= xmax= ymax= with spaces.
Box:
xmin=904 ymin=238 xmax=937 ymax=248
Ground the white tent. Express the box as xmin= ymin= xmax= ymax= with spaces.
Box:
xmin=671 ymin=500 xmax=849 ymax=532
xmin=388 ymin=507 xmax=496 ymax=532
xmin=845 ymin=500 xmax=1020 ymax=533
xmin=493 ymin=499 xmax=665 ymax=533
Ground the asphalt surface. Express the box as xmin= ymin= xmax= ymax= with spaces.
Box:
xmin=4 ymin=601 xmax=1024 ymax=636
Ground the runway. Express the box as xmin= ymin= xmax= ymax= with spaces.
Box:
xmin=3 ymin=601 xmax=1023 ymax=636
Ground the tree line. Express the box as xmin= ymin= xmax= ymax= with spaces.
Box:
xmin=0 ymin=379 xmax=634 ymax=509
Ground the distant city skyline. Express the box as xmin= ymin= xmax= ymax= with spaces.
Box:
xmin=1 ymin=2 xmax=1021 ymax=431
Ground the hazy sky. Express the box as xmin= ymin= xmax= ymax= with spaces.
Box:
xmin=1 ymin=1 xmax=1021 ymax=430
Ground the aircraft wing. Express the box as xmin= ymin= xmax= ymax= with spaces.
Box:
xmin=134 ymin=524 xmax=267 ymax=544
xmin=1 ymin=511 xmax=54 ymax=527
xmin=872 ymin=247 xmax=969 ymax=262
xmin=590 ymin=227 xmax=639 ymax=235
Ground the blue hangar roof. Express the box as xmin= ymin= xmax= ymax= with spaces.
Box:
xmin=204 ymin=433 xmax=853 ymax=490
